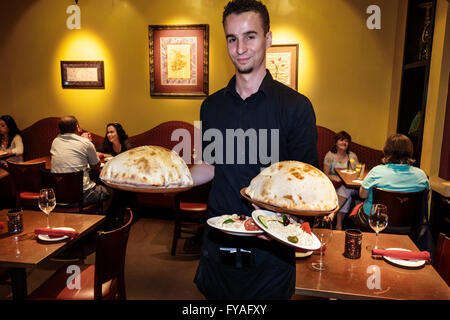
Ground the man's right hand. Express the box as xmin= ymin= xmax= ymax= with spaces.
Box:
xmin=81 ymin=131 xmax=92 ymax=142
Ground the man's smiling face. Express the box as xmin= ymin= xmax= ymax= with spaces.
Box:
xmin=224 ymin=11 xmax=272 ymax=74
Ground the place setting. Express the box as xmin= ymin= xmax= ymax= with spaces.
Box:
xmin=35 ymin=188 xmax=79 ymax=243
xmin=364 ymin=203 xmax=430 ymax=268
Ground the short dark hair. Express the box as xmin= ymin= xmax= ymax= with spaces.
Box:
xmin=331 ymin=131 xmax=352 ymax=154
xmin=223 ymin=0 xmax=270 ymax=34
xmin=58 ymin=116 xmax=78 ymax=134
xmin=0 ymin=115 xmax=21 ymax=148
xmin=382 ymin=133 xmax=415 ymax=165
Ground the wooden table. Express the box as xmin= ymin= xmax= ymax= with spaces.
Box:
xmin=23 ymin=156 xmax=51 ymax=169
xmin=0 ymin=209 xmax=105 ymax=299
xmin=295 ymin=231 xmax=450 ymax=300
xmin=0 ymin=151 xmax=12 ymax=160
xmin=335 ymin=168 xmax=366 ymax=189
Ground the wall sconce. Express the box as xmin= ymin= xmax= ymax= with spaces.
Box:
xmin=66 ymin=1 xmax=81 ymax=30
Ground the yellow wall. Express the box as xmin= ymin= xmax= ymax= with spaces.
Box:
xmin=421 ymin=0 xmax=450 ymax=177
xmin=0 ymin=0 xmax=404 ymax=150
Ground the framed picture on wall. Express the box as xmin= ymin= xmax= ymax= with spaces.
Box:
xmin=60 ymin=61 xmax=105 ymax=89
xmin=266 ymin=44 xmax=298 ymax=91
xmin=148 ymin=24 xmax=209 ymax=97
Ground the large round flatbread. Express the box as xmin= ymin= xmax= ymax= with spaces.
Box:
xmin=100 ymin=146 xmax=193 ymax=188
xmin=245 ymin=161 xmax=338 ymax=211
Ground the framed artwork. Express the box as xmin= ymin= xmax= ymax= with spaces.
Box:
xmin=148 ymin=24 xmax=209 ymax=97
xmin=266 ymin=44 xmax=298 ymax=90
xmin=60 ymin=61 xmax=105 ymax=89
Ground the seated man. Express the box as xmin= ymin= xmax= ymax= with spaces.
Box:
xmin=51 ymin=115 xmax=112 ymax=210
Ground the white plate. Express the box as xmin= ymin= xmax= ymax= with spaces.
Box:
xmin=206 ymin=216 xmax=264 ymax=237
xmin=295 ymin=250 xmax=313 ymax=258
xmin=37 ymin=227 xmax=75 ymax=242
xmin=104 ymin=156 xmax=114 ymax=162
xmin=382 ymin=248 xmax=426 ymax=268
xmin=252 ymin=210 xmax=321 ymax=250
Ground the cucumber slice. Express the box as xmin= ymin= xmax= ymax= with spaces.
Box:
xmin=257 ymin=215 xmax=268 ymax=228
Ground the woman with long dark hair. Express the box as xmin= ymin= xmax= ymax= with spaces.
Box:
xmin=0 ymin=115 xmax=23 ymax=163
xmin=97 ymin=123 xmax=132 ymax=158
xmin=324 ymin=131 xmax=359 ymax=229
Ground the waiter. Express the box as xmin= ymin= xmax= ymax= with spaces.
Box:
xmin=194 ymin=0 xmax=318 ymax=299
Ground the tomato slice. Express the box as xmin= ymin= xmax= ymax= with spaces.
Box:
xmin=244 ymin=218 xmax=260 ymax=231
xmin=301 ymin=222 xmax=311 ymax=234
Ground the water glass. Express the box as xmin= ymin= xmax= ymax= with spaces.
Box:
xmin=356 ymin=163 xmax=365 ymax=179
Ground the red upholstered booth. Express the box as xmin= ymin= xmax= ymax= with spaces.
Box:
xmin=0 ymin=118 xmax=383 ymax=211
xmin=316 ymin=126 xmax=383 ymax=172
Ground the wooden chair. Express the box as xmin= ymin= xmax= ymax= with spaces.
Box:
xmin=372 ymin=187 xmax=427 ymax=236
xmin=40 ymin=169 xmax=101 ymax=214
xmin=171 ymin=182 xmax=211 ymax=255
xmin=7 ymin=160 xmax=45 ymax=209
xmin=27 ymin=208 xmax=133 ymax=300
xmin=433 ymin=233 xmax=450 ymax=286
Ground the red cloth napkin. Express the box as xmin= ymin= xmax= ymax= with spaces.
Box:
xmin=349 ymin=202 xmax=363 ymax=217
xmin=0 ymin=222 xmax=5 ymax=230
xmin=34 ymin=228 xmax=79 ymax=238
xmin=372 ymin=249 xmax=430 ymax=261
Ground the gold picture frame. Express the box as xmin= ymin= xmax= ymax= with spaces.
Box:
xmin=148 ymin=24 xmax=209 ymax=97
xmin=60 ymin=61 xmax=105 ymax=89
xmin=266 ymin=44 xmax=298 ymax=90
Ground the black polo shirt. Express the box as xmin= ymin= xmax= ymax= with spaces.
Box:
xmin=200 ymin=71 xmax=318 ymax=218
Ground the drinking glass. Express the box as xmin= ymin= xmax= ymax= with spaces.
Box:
xmin=347 ymin=158 xmax=356 ymax=173
xmin=38 ymin=188 xmax=56 ymax=228
xmin=355 ymin=163 xmax=365 ymax=180
xmin=311 ymin=216 xmax=333 ymax=271
xmin=366 ymin=204 xmax=388 ymax=251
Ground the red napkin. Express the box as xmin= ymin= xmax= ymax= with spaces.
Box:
xmin=372 ymin=249 xmax=430 ymax=261
xmin=0 ymin=222 xmax=5 ymax=230
xmin=349 ymin=202 xmax=363 ymax=217
xmin=34 ymin=228 xmax=79 ymax=238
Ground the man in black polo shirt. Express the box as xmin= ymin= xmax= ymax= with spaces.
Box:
xmin=194 ymin=0 xmax=318 ymax=299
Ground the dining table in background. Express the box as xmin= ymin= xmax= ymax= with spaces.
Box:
xmin=0 ymin=209 xmax=105 ymax=300
xmin=0 ymin=151 xmax=12 ymax=161
xmin=23 ymin=155 xmax=51 ymax=170
xmin=335 ymin=168 xmax=367 ymax=189
xmin=295 ymin=231 xmax=450 ymax=300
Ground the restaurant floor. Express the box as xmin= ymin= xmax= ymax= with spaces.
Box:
xmin=0 ymin=208 xmax=320 ymax=300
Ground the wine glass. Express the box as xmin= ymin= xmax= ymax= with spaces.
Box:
xmin=38 ymin=188 xmax=56 ymax=229
xmin=366 ymin=204 xmax=388 ymax=252
xmin=311 ymin=216 xmax=333 ymax=271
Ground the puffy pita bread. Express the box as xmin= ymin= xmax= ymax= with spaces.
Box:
xmin=100 ymin=146 xmax=193 ymax=188
xmin=245 ymin=161 xmax=338 ymax=211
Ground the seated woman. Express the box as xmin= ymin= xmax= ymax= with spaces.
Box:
xmin=324 ymin=131 xmax=359 ymax=230
xmin=353 ymin=133 xmax=429 ymax=231
xmin=97 ymin=123 xmax=132 ymax=158
xmin=0 ymin=115 xmax=24 ymax=164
